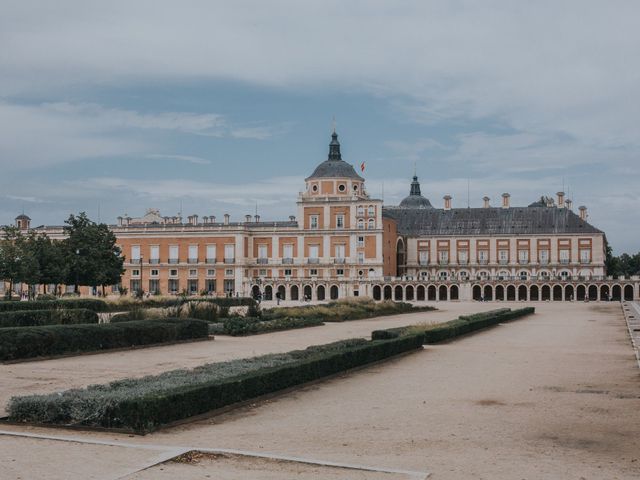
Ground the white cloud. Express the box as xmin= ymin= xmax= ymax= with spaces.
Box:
xmin=145 ymin=154 xmax=212 ymax=165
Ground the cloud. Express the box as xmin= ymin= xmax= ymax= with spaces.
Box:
xmin=145 ymin=154 xmax=212 ymax=165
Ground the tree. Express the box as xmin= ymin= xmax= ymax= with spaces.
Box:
xmin=0 ymin=226 xmax=24 ymax=298
xmin=63 ymin=213 xmax=124 ymax=294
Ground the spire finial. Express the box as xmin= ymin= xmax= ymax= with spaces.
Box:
xmin=332 ymin=116 xmax=336 ymax=134
xmin=413 ymin=160 xmax=417 ymax=177
xmin=328 ymin=125 xmax=342 ymax=161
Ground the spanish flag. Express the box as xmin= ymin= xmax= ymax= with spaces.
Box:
xmin=360 ymin=161 xmax=366 ymax=172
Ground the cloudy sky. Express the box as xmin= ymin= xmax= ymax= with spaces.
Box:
xmin=1 ymin=1 xmax=639 ymax=252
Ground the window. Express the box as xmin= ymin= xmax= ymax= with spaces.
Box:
xmin=478 ymin=250 xmax=489 ymax=263
xmin=357 ymin=251 xmax=365 ymax=264
xmin=458 ymin=250 xmax=468 ymax=264
xmin=367 ymin=218 xmax=375 ymax=229
xmin=438 ymin=271 xmax=448 ymax=280
xmin=498 ymin=249 xmax=509 ymax=263
xmin=579 ymin=249 xmax=591 ymax=263
xmin=188 ymin=279 xmax=198 ymax=295
xmin=150 ymin=245 xmax=160 ymax=264
xmin=420 ymin=271 xmax=429 ymax=279
xmin=224 ymin=244 xmax=235 ymax=262
xmin=438 ymin=250 xmax=449 ymax=264
xmin=223 ymin=279 xmax=235 ymax=295
xmin=309 ymin=245 xmax=319 ymax=259
xmin=338 ymin=184 xmax=346 ymax=192
xmin=225 ymin=268 xmax=233 ymax=276
xmin=539 ymin=249 xmax=549 ymax=264
xmin=336 ymin=214 xmax=344 ymax=229
xmin=169 ymin=269 xmax=178 ymax=277
xmin=283 ymin=244 xmax=293 ymax=260
xmin=148 ymin=279 xmax=160 ymax=295
xmin=518 ymin=250 xmax=529 ymax=263
xmin=559 ymin=249 xmax=570 ymax=264
xmin=368 ymin=205 xmax=375 ymax=216
xmin=130 ymin=279 xmax=141 ymax=293
xmin=189 ymin=269 xmax=197 ymax=278
xmin=334 ymin=244 xmax=345 ymax=260
xmin=357 ymin=219 xmax=364 ymax=229
xmin=206 ymin=245 xmax=216 ymax=263
xmin=168 ymin=279 xmax=179 ymax=294
xmin=419 ymin=250 xmax=429 ymax=265
xmin=131 ymin=269 xmax=140 ymax=277
xmin=258 ymin=244 xmax=268 ymax=259
xmin=310 ymin=268 xmax=318 ymax=276
xmin=150 ymin=269 xmax=159 ymax=277
xmin=310 ymin=215 xmax=319 ymax=229
xmin=284 ymin=268 xmax=292 ymax=276
xmin=188 ymin=245 xmax=198 ymax=263
xmin=357 ymin=236 xmax=364 ymax=247
xmin=205 ymin=279 xmax=216 ymax=293
xmin=206 ymin=269 xmax=215 ymax=277
xmin=131 ymin=245 xmax=140 ymax=263
xmin=519 ymin=271 xmax=529 ymax=280
xmin=336 ymin=268 xmax=344 ymax=276
xmin=169 ymin=245 xmax=179 ymax=264
xmin=311 ymin=184 xmax=318 ymax=192
xmin=357 ymin=206 xmax=364 ymax=216
xmin=259 ymin=269 xmax=267 ymax=276
xmin=459 ymin=271 xmax=469 ymax=280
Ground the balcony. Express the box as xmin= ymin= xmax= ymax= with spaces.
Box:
xmin=281 ymin=257 xmax=294 ymax=265
xmin=334 ymin=258 xmax=346 ymax=264
xmin=168 ymin=259 xmax=179 ymax=265
xmin=257 ymin=258 xmax=269 ymax=265
xmin=205 ymin=257 xmax=217 ymax=264
xmin=438 ymin=259 xmax=449 ymax=266
xmin=188 ymin=258 xmax=198 ymax=264
xmin=478 ymin=258 xmax=488 ymax=265
xmin=457 ymin=258 xmax=468 ymax=265
xmin=418 ymin=260 xmax=429 ymax=266
xmin=559 ymin=259 xmax=570 ymax=265
xmin=580 ymin=259 xmax=591 ymax=264
xmin=131 ymin=259 xmax=142 ymax=264
xmin=499 ymin=259 xmax=509 ymax=265
xmin=224 ymin=257 xmax=235 ymax=264
xmin=307 ymin=258 xmax=320 ymax=264
xmin=518 ymin=259 xmax=529 ymax=265
xmin=148 ymin=258 xmax=160 ymax=265
xmin=539 ymin=259 xmax=549 ymax=265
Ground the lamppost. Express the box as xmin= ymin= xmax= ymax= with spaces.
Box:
xmin=140 ymin=254 xmax=144 ymax=298
xmin=75 ymin=249 xmax=80 ymax=295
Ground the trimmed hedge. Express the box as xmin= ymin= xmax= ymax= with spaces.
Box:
xmin=0 ymin=309 xmax=99 ymax=328
xmin=222 ymin=316 xmax=324 ymax=336
xmin=371 ymin=307 xmax=535 ymax=343
xmin=8 ymin=335 xmax=423 ymax=432
xmin=0 ymin=318 xmax=209 ymax=361
xmin=0 ymin=298 xmax=107 ymax=313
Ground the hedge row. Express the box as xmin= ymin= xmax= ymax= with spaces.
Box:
xmin=371 ymin=307 xmax=535 ymax=343
xmin=8 ymin=335 xmax=423 ymax=432
xmin=0 ymin=318 xmax=209 ymax=361
xmin=105 ymin=297 xmax=257 ymax=312
xmin=222 ymin=316 xmax=324 ymax=336
xmin=0 ymin=298 xmax=108 ymax=313
xmin=0 ymin=309 xmax=99 ymax=328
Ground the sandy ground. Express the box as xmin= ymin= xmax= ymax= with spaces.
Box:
xmin=1 ymin=301 xmax=639 ymax=479
xmin=0 ymin=302 xmax=497 ymax=415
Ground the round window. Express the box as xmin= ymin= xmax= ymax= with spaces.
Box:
xmin=312 ymin=184 xmax=318 ymax=192
xmin=338 ymin=184 xmax=346 ymax=192
xmin=353 ymin=184 xmax=358 ymax=191
xmin=358 ymin=270 xmax=364 ymax=276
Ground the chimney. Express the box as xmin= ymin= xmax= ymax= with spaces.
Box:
xmin=443 ymin=195 xmax=452 ymax=210
xmin=245 ymin=214 xmax=252 ymax=223
xmin=211 ymin=215 xmax=216 ymax=224
xmin=202 ymin=216 xmax=209 ymax=224
xmin=254 ymin=214 xmax=261 ymax=222
xmin=117 ymin=216 xmax=123 ymax=226
xmin=188 ymin=215 xmax=198 ymax=225
xmin=579 ymin=205 xmax=587 ymax=220
xmin=223 ymin=213 xmax=230 ymax=225
xmin=482 ymin=196 xmax=490 ymax=208
xmin=501 ymin=193 xmax=510 ymax=208
xmin=557 ymin=191 xmax=565 ymax=208
xmin=565 ymin=199 xmax=573 ymax=210
xmin=289 ymin=215 xmax=296 ymax=222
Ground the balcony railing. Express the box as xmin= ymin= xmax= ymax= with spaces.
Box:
xmin=559 ymin=259 xmax=570 ymax=264
xmin=205 ymin=257 xmax=217 ymax=264
xmin=168 ymin=259 xmax=179 ymax=264
xmin=418 ymin=260 xmax=429 ymax=266
xmin=580 ymin=259 xmax=591 ymax=264
xmin=148 ymin=258 xmax=160 ymax=265
xmin=308 ymin=258 xmax=320 ymax=264
xmin=539 ymin=259 xmax=549 ymax=265
xmin=282 ymin=258 xmax=294 ymax=264
xmin=438 ymin=259 xmax=449 ymax=265
xmin=257 ymin=258 xmax=269 ymax=265
xmin=334 ymin=258 xmax=346 ymax=264
xmin=499 ymin=259 xmax=509 ymax=265
xmin=188 ymin=258 xmax=198 ymax=264
xmin=457 ymin=258 xmax=468 ymax=265
xmin=478 ymin=258 xmax=488 ymax=265
xmin=224 ymin=257 xmax=235 ymax=264
xmin=518 ymin=259 xmax=529 ymax=265
xmin=131 ymin=259 xmax=142 ymax=264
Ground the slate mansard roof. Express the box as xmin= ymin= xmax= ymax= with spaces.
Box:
xmin=383 ymin=205 xmax=603 ymax=237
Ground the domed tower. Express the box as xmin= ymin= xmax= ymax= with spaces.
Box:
xmin=297 ymin=129 xmax=384 ymax=291
xmin=399 ymin=175 xmax=433 ymax=209
xmin=303 ymin=129 xmax=366 ymax=198
xmin=15 ymin=214 xmax=31 ymax=231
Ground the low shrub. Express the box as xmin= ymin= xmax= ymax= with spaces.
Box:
xmin=8 ymin=336 xmax=421 ymax=432
xmin=222 ymin=316 xmax=324 ymax=336
xmin=0 ymin=298 xmax=108 ymax=313
xmin=104 ymin=297 xmax=256 ymax=312
xmin=371 ymin=307 xmax=535 ymax=343
xmin=0 ymin=318 xmax=209 ymax=361
xmin=0 ymin=309 xmax=99 ymax=328
xmin=261 ymin=298 xmax=434 ymax=323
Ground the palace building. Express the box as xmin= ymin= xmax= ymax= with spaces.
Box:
xmin=3 ymin=130 xmax=639 ymax=302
